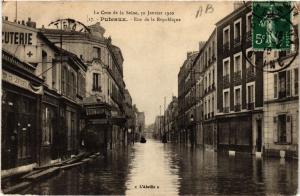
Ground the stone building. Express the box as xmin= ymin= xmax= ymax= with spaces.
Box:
xmin=41 ymin=21 xmax=127 ymax=151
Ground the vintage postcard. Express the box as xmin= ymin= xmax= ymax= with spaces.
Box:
xmin=1 ymin=1 xmax=299 ymax=195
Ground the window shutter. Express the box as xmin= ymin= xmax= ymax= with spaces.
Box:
xmin=273 ymin=116 xmax=278 ymax=143
xmin=287 ymin=70 xmax=291 ymax=97
xmin=274 ymin=74 xmax=278 ymax=98
xmin=286 ymin=115 xmax=292 ymax=143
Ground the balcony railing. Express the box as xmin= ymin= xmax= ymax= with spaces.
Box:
xmin=234 ymin=104 xmax=241 ymax=112
xmin=233 ymin=70 xmax=242 ymax=85
xmin=223 ymin=75 xmax=230 ymax=89
xmin=234 ymin=36 xmax=241 ymax=46
xmin=223 ymin=107 xmax=229 ymax=113
xmin=247 ymin=102 xmax=254 ymax=110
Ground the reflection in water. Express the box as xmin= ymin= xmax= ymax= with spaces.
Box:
xmin=126 ymin=140 xmax=179 ymax=195
xmin=23 ymin=139 xmax=298 ymax=195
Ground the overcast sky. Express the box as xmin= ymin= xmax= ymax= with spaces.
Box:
xmin=3 ymin=1 xmax=234 ymax=125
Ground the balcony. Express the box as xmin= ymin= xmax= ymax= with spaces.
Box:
xmin=223 ymin=107 xmax=229 ymax=113
xmin=247 ymin=102 xmax=254 ymax=110
xmin=223 ymin=75 xmax=230 ymax=89
xmin=246 ymin=67 xmax=255 ymax=82
xmin=233 ymin=71 xmax=242 ymax=85
xmin=234 ymin=36 xmax=241 ymax=46
xmin=234 ymin=104 xmax=241 ymax=112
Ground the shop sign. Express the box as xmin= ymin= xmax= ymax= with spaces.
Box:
xmin=2 ymin=70 xmax=30 ymax=90
xmin=2 ymin=70 xmax=43 ymax=94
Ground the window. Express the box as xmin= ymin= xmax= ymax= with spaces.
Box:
xmin=294 ymin=68 xmax=298 ymax=95
xmin=61 ymin=66 xmax=66 ymax=94
xmin=93 ymin=73 xmax=101 ymax=91
xmin=52 ymin=60 xmax=56 ymax=89
xmin=223 ymin=60 xmax=230 ymax=76
xmin=277 ymin=70 xmax=292 ymax=98
xmin=246 ymin=49 xmax=256 ymax=74
xmin=42 ymin=51 xmax=47 ymax=80
xmin=223 ymin=27 xmax=230 ymax=45
xmin=223 ymin=90 xmax=230 ymax=112
xmin=72 ymin=73 xmax=76 ymax=98
xmin=247 ymin=85 xmax=254 ymax=103
xmin=234 ymin=20 xmax=241 ymax=43
xmin=274 ymin=73 xmax=278 ymax=98
xmin=93 ymin=47 xmax=101 ymax=59
xmin=234 ymin=54 xmax=241 ymax=72
xmin=274 ymin=114 xmax=292 ymax=144
xmin=246 ymin=13 xmax=252 ymax=32
xmin=235 ymin=88 xmax=241 ymax=105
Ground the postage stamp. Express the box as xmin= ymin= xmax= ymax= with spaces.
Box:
xmin=252 ymin=1 xmax=292 ymax=50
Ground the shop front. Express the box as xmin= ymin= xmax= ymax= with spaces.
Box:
xmin=2 ymin=50 xmax=43 ymax=171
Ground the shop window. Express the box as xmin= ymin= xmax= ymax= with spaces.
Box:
xmin=274 ymin=114 xmax=292 ymax=144
xmin=42 ymin=106 xmax=54 ymax=145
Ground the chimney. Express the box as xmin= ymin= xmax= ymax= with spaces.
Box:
xmin=18 ymin=21 xmax=20 ymax=24
xmin=21 ymin=20 xmax=25 ymax=25
xmin=187 ymin=52 xmax=192 ymax=58
xmin=5 ymin=16 xmax=8 ymax=21
xmin=26 ymin=17 xmax=36 ymax=28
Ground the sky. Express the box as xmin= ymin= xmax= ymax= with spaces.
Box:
xmin=3 ymin=1 xmax=234 ymax=125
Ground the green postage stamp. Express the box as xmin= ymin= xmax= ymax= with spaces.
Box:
xmin=252 ymin=1 xmax=292 ymax=50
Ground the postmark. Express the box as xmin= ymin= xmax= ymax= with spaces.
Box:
xmin=241 ymin=1 xmax=298 ymax=73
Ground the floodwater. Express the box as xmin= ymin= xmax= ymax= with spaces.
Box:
xmin=22 ymin=139 xmax=298 ymax=195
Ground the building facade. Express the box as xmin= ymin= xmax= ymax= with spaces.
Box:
xmin=199 ymin=30 xmax=217 ymax=150
xmin=2 ymin=17 xmax=87 ymax=174
xmin=41 ymin=21 xmax=127 ymax=151
xmin=215 ymin=3 xmax=264 ymax=154
xmin=262 ymin=8 xmax=299 ymax=158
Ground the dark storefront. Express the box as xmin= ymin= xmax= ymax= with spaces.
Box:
xmin=217 ymin=114 xmax=252 ymax=152
xmin=2 ymin=50 xmax=43 ymax=170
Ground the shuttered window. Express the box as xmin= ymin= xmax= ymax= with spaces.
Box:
xmin=274 ymin=73 xmax=278 ymax=98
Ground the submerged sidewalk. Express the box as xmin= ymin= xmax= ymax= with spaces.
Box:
xmin=2 ymin=152 xmax=102 ymax=194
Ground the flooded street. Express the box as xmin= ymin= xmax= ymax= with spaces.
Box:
xmin=23 ymin=139 xmax=298 ymax=195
